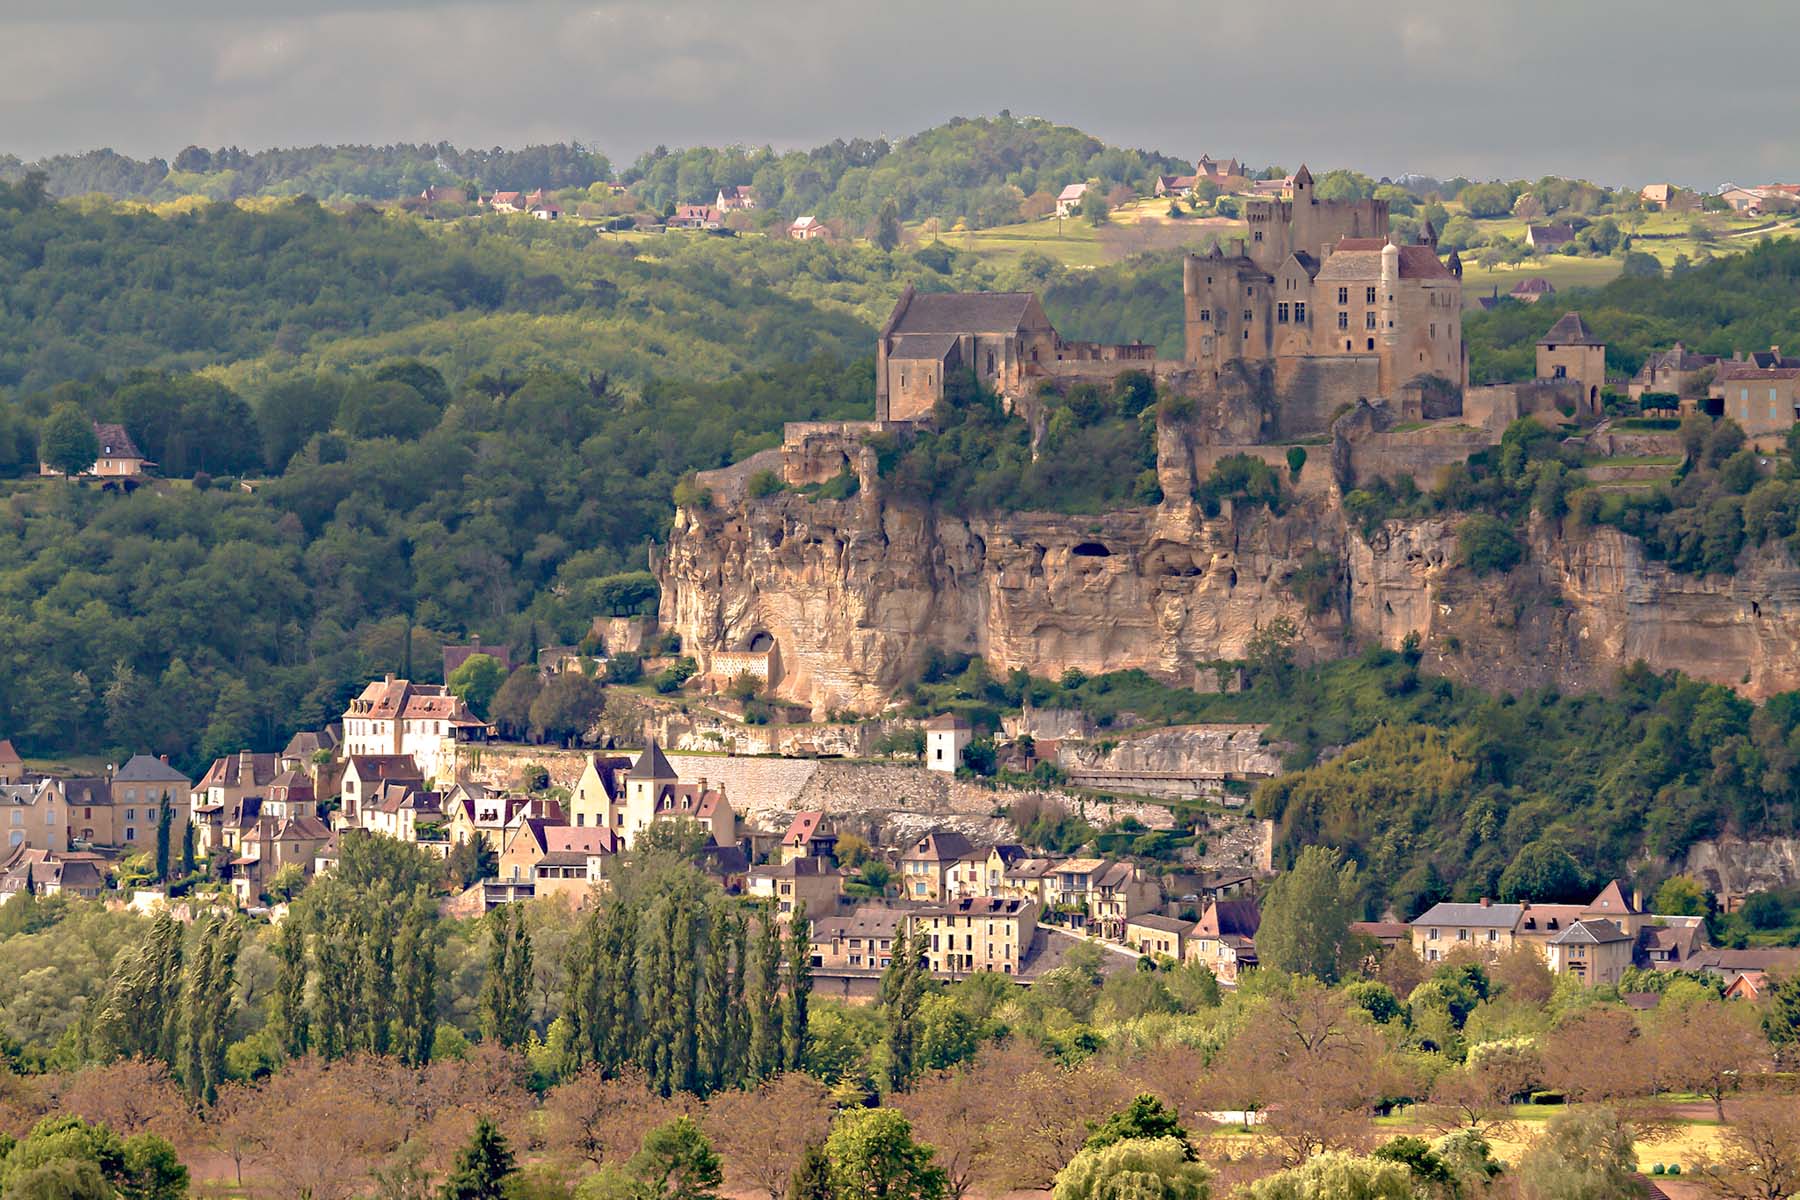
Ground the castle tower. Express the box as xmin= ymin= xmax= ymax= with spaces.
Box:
xmin=1379 ymin=239 xmax=1399 ymax=393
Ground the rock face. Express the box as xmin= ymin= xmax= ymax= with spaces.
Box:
xmin=660 ymin=434 xmax=1800 ymax=716
xmin=1681 ymin=836 xmax=1800 ymax=894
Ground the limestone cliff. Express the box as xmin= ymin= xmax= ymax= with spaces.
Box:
xmin=659 ymin=437 xmax=1800 ymax=716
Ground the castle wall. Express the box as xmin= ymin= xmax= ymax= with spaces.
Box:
xmin=1190 ymin=443 xmax=1336 ymax=499
xmin=1269 ymin=355 xmax=1382 ymax=439
xmin=1346 ymin=424 xmax=1495 ymax=490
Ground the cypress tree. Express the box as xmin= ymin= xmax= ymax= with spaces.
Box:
xmin=394 ymin=899 xmax=437 ymax=1066
xmin=783 ymin=901 xmax=812 ymax=1072
xmin=153 ymin=792 xmax=173 ymax=882
xmin=179 ymin=818 xmax=196 ymax=877
xmin=272 ymin=917 xmax=309 ymax=1058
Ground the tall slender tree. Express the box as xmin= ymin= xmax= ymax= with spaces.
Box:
xmin=272 ymin=917 xmax=309 ymax=1058
xmin=784 ymin=901 xmax=812 ymax=1072
xmin=747 ymin=905 xmax=786 ymax=1083
xmin=153 ymin=792 xmax=173 ymax=882
xmin=182 ymin=917 xmax=241 ymax=1103
xmin=394 ymin=897 xmax=438 ymax=1067
xmin=179 ymin=818 xmax=196 ymax=878
xmin=880 ymin=922 xmax=924 ymax=1093
xmin=697 ymin=903 xmax=735 ymax=1092
xmin=479 ymin=903 xmax=533 ymax=1047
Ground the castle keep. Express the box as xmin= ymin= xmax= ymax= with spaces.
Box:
xmin=1182 ymin=165 xmax=1465 ymax=402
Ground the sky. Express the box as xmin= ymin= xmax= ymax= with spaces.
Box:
xmin=3 ymin=0 xmax=1796 ymax=187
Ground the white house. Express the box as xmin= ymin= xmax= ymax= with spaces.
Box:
xmin=340 ymin=676 xmax=490 ymax=783
xmin=1056 ymin=183 xmax=1090 ymax=217
xmin=924 ymin=715 xmax=971 ymax=774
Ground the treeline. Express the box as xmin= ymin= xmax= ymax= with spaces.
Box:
xmin=1464 ymin=235 xmax=1800 ymax=382
xmin=0 ymin=141 xmax=612 ymax=203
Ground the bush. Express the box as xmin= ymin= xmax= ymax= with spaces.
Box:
xmin=746 ymin=468 xmax=785 ymax=498
xmin=1456 ymin=515 xmax=1523 ymax=575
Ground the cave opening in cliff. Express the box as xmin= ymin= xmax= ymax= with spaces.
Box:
xmin=744 ymin=631 xmax=776 ymax=652
xmin=1071 ymin=542 xmax=1112 ymax=558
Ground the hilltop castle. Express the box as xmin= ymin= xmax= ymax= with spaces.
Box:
xmin=1182 ymin=165 xmax=1465 ymax=408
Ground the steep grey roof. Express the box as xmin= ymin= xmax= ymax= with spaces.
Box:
xmin=113 ymin=755 xmax=190 ymax=784
xmin=888 ymin=333 xmax=961 ymax=361
xmin=628 ymin=740 xmax=676 ymax=782
xmin=1128 ymin=913 xmax=1194 ymax=935
xmin=891 ymin=292 xmax=1038 ymax=335
xmin=1539 ymin=312 xmax=1602 ymax=346
xmin=1412 ymin=901 xmax=1523 ymax=928
xmin=1550 ymin=918 xmax=1631 ymax=945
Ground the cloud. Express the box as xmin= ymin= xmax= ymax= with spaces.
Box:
xmin=1 ymin=0 xmax=1795 ymax=186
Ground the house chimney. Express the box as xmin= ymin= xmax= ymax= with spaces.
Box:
xmin=1479 ymin=896 xmax=1492 ymax=907
xmin=159 ymin=754 xmax=169 ymax=764
xmin=1520 ymin=901 xmax=1531 ymax=911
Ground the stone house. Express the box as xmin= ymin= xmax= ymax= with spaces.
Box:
xmin=261 ymin=769 xmax=316 ymax=821
xmin=1000 ymin=856 xmax=1060 ymax=906
xmin=1629 ymin=342 xmax=1719 ymax=402
xmin=1536 ymin=312 xmax=1607 ymax=416
xmin=1155 ymin=175 xmax=1198 ymax=198
xmin=924 ymin=714 xmax=972 ymax=774
xmin=1088 ymin=861 xmax=1162 ymax=941
xmin=876 ymin=291 xmax=1060 ymax=421
xmin=1187 ymin=898 xmax=1261 ymax=983
xmin=1510 ymin=277 xmax=1556 ymax=303
xmin=913 ymin=896 xmax=1038 ymax=977
xmin=900 ymin=830 xmax=976 ymax=902
xmin=338 ymin=755 xmax=424 ymax=829
xmin=788 ymin=216 xmax=829 ymax=241
xmin=0 ymin=741 xmax=22 ymax=784
xmin=340 ymin=676 xmax=489 ymax=783
xmin=1546 ymin=918 xmax=1635 ymax=988
xmin=228 ymin=815 xmax=332 ymax=903
xmin=1412 ymin=898 xmax=1524 ymax=961
xmin=500 ymin=820 xmax=618 ymax=883
xmin=488 ymin=191 xmax=523 ymax=213
xmin=1525 ymin=223 xmax=1575 ymax=250
xmin=1055 ymin=182 xmax=1089 ymax=217
xmin=1716 ymin=360 xmax=1800 ymax=440
xmin=40 ymin=422 xmax=151 ymax=478
xmin=567 ymin=753 xmax=631 ymax=832
xmin=102 ymin=755 xmax=191 ymax=848
xmin=947 ymin=843 xmax=1027 ymax=899
xmin=0 ymin=780 xmax=66 ymax=853
xmin=780 ymin=811 xmax=837 ymax=864
xmin=192 ymin=750 xmax=281 ymax=821
xmin=716 ymin=185 xmax=758 ymax=212
xmin=810 ymin=906 xmax=908 ymax=972
xmin=746 ymin=856 xmax=842 ymax=918
xmin=445 ymin=791 xmax=553 ymax=852
xmin=1125 ymin=913 xmax=1193 ymax=960
xmin=1047 ymin=857 xmax=1107 ymax=926
xmin=362 ymin=783 xmax=445 ymax=845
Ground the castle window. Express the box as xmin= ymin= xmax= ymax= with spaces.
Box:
xmin=1337 ymin=312 xmax=1349 ymax=331
xmin=1366 ymin=286 xmax=1377 ymax=304
xmin=1243 ymin=309 xmax=1253 ymax=323
xmin=1253 ymin=230 xmax=1263 ymax=242
xmin=1199 ymin=309 xmax=1210 ymax=323
xmin=1277 ymin=302 xmax=1289 ymax=324
xmin=1337 ymin=287 xmax=1348 ymax=304
xmin=1365 ymin=311 xmax=1377 ymax=330
xmin=1430 ymin=323 xmax=1437 ymax=339
xmin=1367 ymin=338 xmax=1376 ymax=351
xmin=1294 ymin=302 xmax=1306 ymax=322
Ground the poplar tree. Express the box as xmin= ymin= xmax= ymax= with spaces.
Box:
xmin=480 ymin=903 xmax=533 ymax=1047
xmin=640 ymin=899 xmax=679 ymax=1094
xmin=394 ymin=898 xmax=437 ymax=1066
xmin=92 ymin=909 xmax=184 ymax=1066
xmin=880 ymin=922 xmax=923 ymax=1093
xmin=359 ymin=910 xmax=396 ymax=1055
xmin=697 ymin=903 xmax=735 ymax=1091
xmin=746 ymin=906 xmax=785 ymax=1083
xmin=272 ymin=917 xmax=309 ymax=1058
xmin=783 ymin=902 xmax=812 ymax=1072
xmin=183 ymin=917 xmax=241 ymax=1103
xmin=310 ymin=918 xmax=357 ymax=1059
xmin=179 ymin=819 xmax=196 ymax=877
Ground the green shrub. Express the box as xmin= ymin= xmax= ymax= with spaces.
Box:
xmin=746 ymin=468 xmax=785 ymax=498
xmin=1456 ymin=515 xmax=1523 ymax=575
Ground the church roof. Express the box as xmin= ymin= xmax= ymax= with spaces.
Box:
xmin=1539 ymin=312 xmax=1602 ymax=346
xmin=891 ymin=292 xmax=1039 ymax=336
xmin=888 ymin=333 xmax=961 ymax=361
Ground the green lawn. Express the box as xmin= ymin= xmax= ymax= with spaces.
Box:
xmin=1458 ymin=254 xmax=1625 ymax=295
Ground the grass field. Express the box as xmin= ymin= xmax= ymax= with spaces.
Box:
xmin=912 ymin=198 xmax=1244 ymax=269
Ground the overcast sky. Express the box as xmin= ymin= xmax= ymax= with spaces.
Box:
xmin=3 ymin=0 xmax=1795 ymax=187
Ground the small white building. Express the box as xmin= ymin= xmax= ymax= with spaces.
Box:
xmin=1055 ymin=182 xmax=1090 ymax=217
xmin=924 ymin=715 xmax=971 ymax=774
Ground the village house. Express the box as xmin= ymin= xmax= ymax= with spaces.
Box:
xmin=567 ymin=753 xmax=631 ymax=830
xmin=1047 ymin=857 xmax=1108 ymax=926
xmin=362 ymin=782 xmax=445 ymax=845
xmin=1155 ymin=174 xmax=1198 ymax=198
xmin=1715 ymin=358 xmax=1800 ymax=441
xmin=488 ymin=191 xmax=524 ymax=213
xmin=809 ymin=906 xmax=907 ymax=972
xmin=779 ymin=811 xmax=838 ymax=864
xmin=280 ymin=727 xmax=338 ymax=771
xmin=500 ymin=819 xmax=618 ymax=884
xmin=261 ymin=769 xmax=316 ymax=821
xmin=668 ymin=205 xmax=723 ymax=231
xmin=788 ymin=215 xmax=829 ymax=241
xmin=1536 ymin=312 xmax=1608 ymax=415
xmin=0 ymin=848 xmax=106 ymax=899
xmin=1088 ymin=861 xmax=1162 ymax=941
xmin=947 ymin=843 xmax=1027 ymax=899
xmin=228 ymin=814 xmax=333 ymax=903
xmin=746 ymin=856 xmax=842 ymax=918
xmin=101 ymin=754 xmax=191 ymax=848
xmin=922 ymin=714 xmax=972 ymax=774
xmin=0 ymin=740 xmax=22 ymax=784
xmin=1187 ymin=898 xmax=1261 ymax=983
xmin=1125 ymin=913 xmax=1194 ymax=961
xmin=900 ymin=830 xmax=976 ymax=902
xmin=1055 ymin=182 xmax=1089 ymax=217
xmin=0 ymin=780 xmax=66 ymax=853
xmin=1509 ymin=277 xmax=1556 ymax=304
xmin=446 ymin=792 xmax=559 ymax=852
xmin=615 ymin=741 xmax=738 ymax=848
xmin=716 ymin=185 xmax=758 ymax=212
xmin=1629 ymin=342 xmax=1719 ymax=402
xmin=697 ymin=841 xmax=751 ymax=893
xmin=337 ymin=754 xmax=424 ymax=829
xmin=1000 ymin=856 xmax=1061 ymax=906
xmin=340 ymin=676 xmax=490 ymax=782
xmin=1525 ymin=223 xmax=1576 ymax=250
xmin=1687 ymin=947 xmax=1800 ymax=994
xmin=1196 ymin=154 xmax=1242 ymax=183
xmin=39 ymin=422 xmax=152 ymax=479
xmin=192 ymin=750 xmax=281 ymax=820
xmin=1545 ymin=919 xmax=1635 ymax=988
xmin=913 ymin=896 xmax=1038 ymax=976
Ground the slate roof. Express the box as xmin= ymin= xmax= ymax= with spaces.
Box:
xmin=93 ymin=423 xmax=145 ymax=460
xmin=198 ymin=752 xmax=281 ymax=791
xmin=282 ymin=729 xmax=337 ymax=760
xmin=113 ymin=754 xmax=189 ymax=784
xmin=903 ymin=831 xmax=975 ymax=862
xmin=891 ymin=292 xmax=1039 ymax=336
xmin=1527 ymin=223 xmax=1576 ymax=245
xmin=1539 ymin=312 xmax=1602 ymax=346
xmin=344 ymin=755 xmax=423 ymax=783
xmin=888 ymin=333 xmax=961 ymax=361
xmin=629 ymin=740 xmax=676 ymax=782
xmin=1549 ymin=918 xmax=1632 ymax=945
xmin=923 ymin=714 xmax=970 ymax=731
xmin=1195 ymin=898 xmax=1261 ymax=939
xmin=813 ymin=905 xmax=910 ymax=942
xmin=1512 ymin=277 xmax=1557 ymax=295
xmin=1317 ymin=242 xmax=1453 ymax=281
xmin=1127 ymin=913 xmax=1194 ymax=935
xmin=1413 ymin=901 xmax=1523 ymax=928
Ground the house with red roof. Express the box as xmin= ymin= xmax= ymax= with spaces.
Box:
xmin=341 ymin=675 xmax=491 ymax=782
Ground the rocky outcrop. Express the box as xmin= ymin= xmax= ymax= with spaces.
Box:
xmin=1680 ymin=836 xmax=1800 ymax=895
xmin=661 ymin=430 xmax=1800 ymax=716
xmin=1059 ymin=725 xmax=1286 ymax=779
